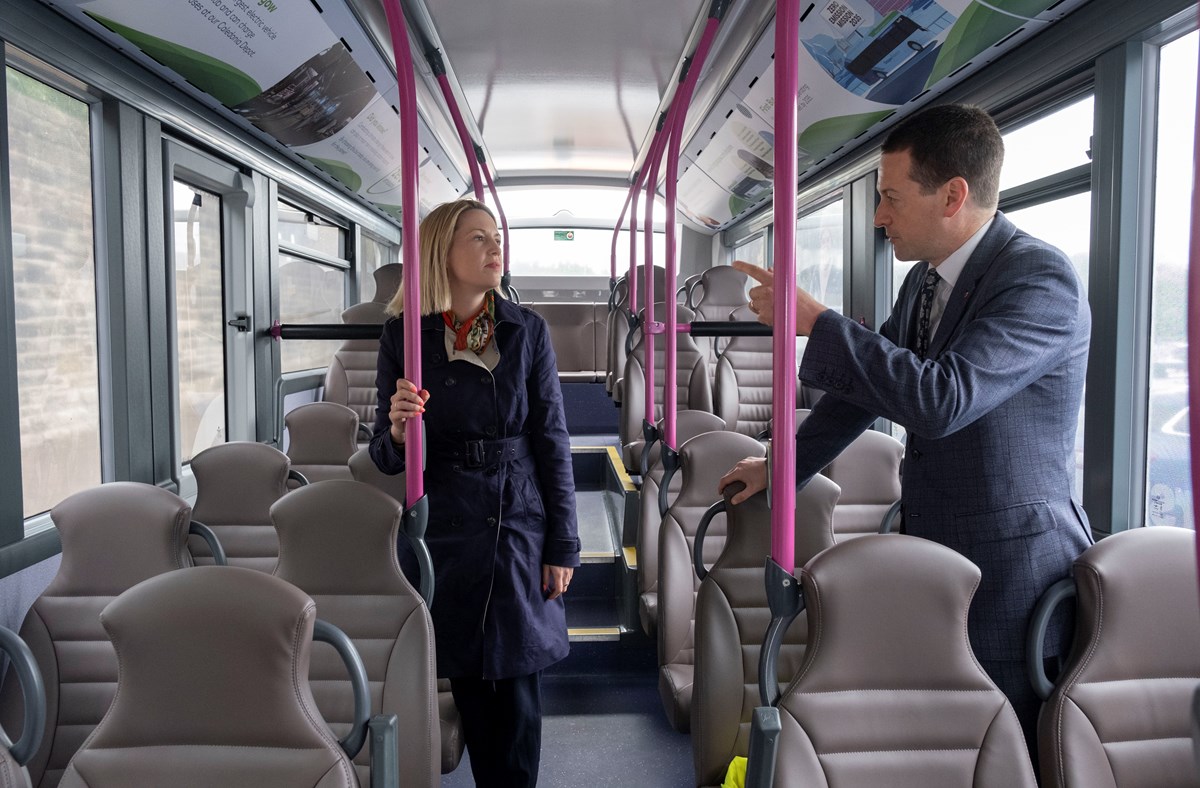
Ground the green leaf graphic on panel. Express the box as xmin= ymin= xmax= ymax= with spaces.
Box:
xmin=301 ymin=156 xmax=363 ymax=192
xmin=924 ymin=0 xmax=1056 ymax=87
xmin=85 ymin=13 xmax=261 ymax=106
xmin=797 ymin=111 xmax=893 ymax=160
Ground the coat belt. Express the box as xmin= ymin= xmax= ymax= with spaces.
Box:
xmin=432 ymin=434 xmax=533 ymax=469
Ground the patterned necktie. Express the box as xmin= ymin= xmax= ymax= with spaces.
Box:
xmin=916 ymin=267 xmax=941 ymax=360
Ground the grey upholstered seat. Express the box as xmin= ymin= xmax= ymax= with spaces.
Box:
xmin=713 ymin=307 xmax=817 ymax=436
xmin=58 ymin=566 xmax=360 ymax=788
xmin=271 ymin=480 xmax=441 ymax=786
xmin=187 ymin=441 xmax=293 ymax=572
xmin=608 ymin=265 xmax=666 ymax=402
xmin=691 ymin=265 xmax=750 ymax=370
xmin=340 ymin=456 xmax=466 ymax=774
xmin=822 ymin=429 xmax=903 ymax=540
xmin=285 ymin=402 xmax=358 ymax=483
xmin=691 ymin=474 xmax=840 ymax=787
xmin=637 ymin=410 xmax=727 ymax=637
xmin=770 ymin=535 xmax=1036 ymax=787
xmin=621 ymin=303 xmax=713 ymax=471
xmin=0 ymin=483 xmax=194 ymax=788
xmin=657 ymin=431 xmax=765 ymax=733
xmin=0 ymin=626 xmax=43 ymax=788
xmin=0 ymin=733 xmax=28 ymax=788
xmin=1039 ymin=526 xmax=1200 ymax=788
xmin=322 ymin=264 xmax=400 ymax=442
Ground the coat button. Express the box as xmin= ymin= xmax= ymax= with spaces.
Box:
xmin=480 ymin=376 xmax=490 ymax=385
xmin=453 ymin=465 xmax=462 ymax=473
xmin=486 ymin=516 xmax=497 ymax=527
xmin=432 ymin=353 xmax=443 ymax=363
xmin=445 ymin=377 xmax=456 ymax=387
xmin=487 ymin=466 xmax=499 ymax=476
xmin=485 ymin=426 xmax=497 ymax=437
xmin=450 ymin=517 xmax=462 ymax=528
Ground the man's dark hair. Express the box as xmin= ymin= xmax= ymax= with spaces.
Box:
xmin=881 ymin=104 xmax=1003 ymax=210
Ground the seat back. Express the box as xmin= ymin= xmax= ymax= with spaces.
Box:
xmin=822 ymin=430 xmax=903 ymax=540
xmin=692 ymin=266 xmax=749 ymax=365
xmin=0 ymin=484 xmax=193 ymax=788
xmin=285 ymin=402 xmax=357 ymax=483
xmin=367 ymin=263 xmax=401 ymax=305
xmin=657 ymin=431 xmax=764 ymax=732
xmin=0 ymin=626 xmax=44 ymax=788
xmin=58 ymin=566 xmax=359 ymax=788
xmin=347 ymin=448 xmax=406 ymax=505
xmin=527 ymin=303 xmax=600 ymax=383
xmin=713 ymin=307 xmax=811 ymax=436
xmin=271 ymin=481 xmax=439 ymax=787
xmin=691 ymin=474 xmax=840 ymax=787
xmin=637 ymin=410 xmax=728 ymax=637
xmin=620 ymin=304 xmax=713 ymax=469
xmin=772 ymin=535 xmax=1035 ymax=787
xmin=323 ymin=301 xmax=387 ymax=431
xmin=1040 ymin=526 xmax=1200 ymax=788
xmin=188 ymin=441 xmax=292 ymax=572
xmin=608 ymin=265 xmax=666 ymax=401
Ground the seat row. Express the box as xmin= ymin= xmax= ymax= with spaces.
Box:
xmin=0 ymin=476 xmax=459 ymax=788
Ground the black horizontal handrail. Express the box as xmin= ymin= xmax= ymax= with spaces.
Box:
xmin=270 ymin=323 xmax=383 ymax=341
xmin=687 ymin=321 xmax=771 ymax=338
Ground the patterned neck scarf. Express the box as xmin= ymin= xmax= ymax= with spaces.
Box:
xmin=443 ymin=290 xmax=496 ymax=353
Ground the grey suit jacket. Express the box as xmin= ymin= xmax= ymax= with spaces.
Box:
xmin=794 ymin=212 xmax=1092 ymax=661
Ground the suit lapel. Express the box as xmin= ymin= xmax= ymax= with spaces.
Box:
xmin=928 ymin=212 xmax=1017 ymax=358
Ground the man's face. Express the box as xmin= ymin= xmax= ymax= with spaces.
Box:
xmin=873 ymin=149 xmax=949 ymax=263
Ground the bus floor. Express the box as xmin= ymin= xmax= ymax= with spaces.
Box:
xmin=440 ymin=670 xmax=694 ymax=787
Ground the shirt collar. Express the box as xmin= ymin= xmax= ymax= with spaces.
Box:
xmin=932 ymin=217 xmax=993 ymax=289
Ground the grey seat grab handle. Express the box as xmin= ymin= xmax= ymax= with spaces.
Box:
xmin=288 ymin=469 xmax=310 ymax=487
xmin=878 ymin=500 xmax=902 ymax=534
xmin=313 ymin=619 xmax=370 ymax=759
xmin=745 ymin=706 xmax=782 ymax=788
xmin=187 ymin=521 xmax=227 ymax=566
xmin=1026 ymin=577 xmax=1076 ymax=700
xmin=693 ymin=499 xmax=726 ymax=582
xmin=0 ymin=625 xmax=46 ymax=766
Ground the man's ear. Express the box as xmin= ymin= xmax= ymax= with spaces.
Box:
xmin=942 ymin=177 xmax=970 ymax=217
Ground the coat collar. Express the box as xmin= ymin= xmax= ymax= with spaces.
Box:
xmin=927 ymin=211 xmax=1017 ymax=357
xmin=418 ymin=291 xmax=528 ymax=331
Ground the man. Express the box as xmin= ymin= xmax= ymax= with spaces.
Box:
xmin=719 ymin=104 xmax=1092 ymax=752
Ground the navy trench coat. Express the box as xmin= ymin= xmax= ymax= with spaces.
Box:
xmin=369 ymin=296 xmax=580 ymax=680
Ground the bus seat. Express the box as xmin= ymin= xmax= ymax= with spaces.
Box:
xmin=1038 ymin=526 xmax=1200 ymax=788
xmin=270 ymin=480 xmax=441 ymax=786
xmin=691 ymin=474 xmax=840 ymax=788
xmin=187 ymin=441 xmax=292 ymax=572
xmin=691 ymin=265 xmax=750 ymax=368
xmin=285 ymin=402 xmax=357 ymax=484
xmin=822 ymin=430 xmax=903 ymax=540
xmin=684 ymin=273 xmax=705 ymax=308
xmin=621 ymin=303 xmax=712 ymax=472
xmin=527 ymin=303 xmax=600 ymax=383
xmin=605 ymin=275 xmax=628 ymax=395
xmin=367 ymin=263 xmax=401 ymax=305
xmin=57 ymin=566 xmax=361 ymax=788
xmin=0 ymin=483 xmax=194 ymax=788
xmin=658 ymin=431 xmax=765 ymax=733
xmin=770 ymin=535 xmax=1035 ymax=787
xmin=637 ymin=410 xmax=727 ymax=637
xmin=0 ymin=626 xmax=45 ymax=788
xmin=608 ymin=265 xmax=666 ymax=402
xmin=322 ymin=301 xmax=388 ymax=445
xmin=340 ymin=457 xmax=466 ymax=774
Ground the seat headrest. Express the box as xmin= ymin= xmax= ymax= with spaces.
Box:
xmin=341 ymin=301 xmax=388 ymax=325
xmin=284 ymin=402 xmax=359 ymax=465
xmin=348 ymin=448 xmax=405 ymax=505
xmin=823 ymin=430 xmax=903 ymax=504
xmin=93 ymin=566 xmax=329 ymax=750
xmin=371 ymin=263 xmax=402 ymax=304
xmin=191 ymin=441 xmax=291 ymax=525
xmin=1071 ymin=526 xmax=1200 ymax=679
xmin=271 ymin=480 xmax=408 ymax=595
xmin=675 ymin=431 xmax=764 ymax=508
xmin=47 ymin=483 xmax=192 ymax=596
xmin=722 ymin=471 xmax=840 ymax=572
xmin=798 ymin=535 xmax=986 ymax=690
xmin=696 ymin=266 xmax=749 ymax=310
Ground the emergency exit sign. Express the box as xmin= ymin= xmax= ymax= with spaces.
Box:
xmin=554 ymin=230 xmax=575 ymax=241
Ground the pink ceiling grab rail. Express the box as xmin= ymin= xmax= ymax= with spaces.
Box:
xmin=1188 ymin=11 xmax=1200 ymax=595
xmin=642 ymin=103 xmax=675 ymax=443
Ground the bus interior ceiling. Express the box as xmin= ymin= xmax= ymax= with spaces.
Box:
xmin=1 ymin=0 xmax=1198 ymax=784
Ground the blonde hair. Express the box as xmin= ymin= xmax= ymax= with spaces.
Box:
xmin=385 ymin=199 xmax=501 ymax=316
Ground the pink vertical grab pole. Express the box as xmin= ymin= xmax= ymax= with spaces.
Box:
xmin=1188 ymin=20 xmax=1200 ymax=592
xmin=434 ymin=72 xmax=484 ymax=200
xmin=381 ymin=0 xmax=425 ymax=504
xmin=664 ymin=12 xmax=723 ymax=449
xmin=628 ymin=175 xmax=641 ymax=315
xmin=771 ymin=0 xmax=800 ymax=565
xmin=644 ymin=107 xmax=673 ymax=431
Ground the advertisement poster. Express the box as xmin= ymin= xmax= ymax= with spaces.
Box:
xmin=677 ymin=0 xmax=1059 ymax=229
xmin=63 ymin=0 xmax=458 ymax=216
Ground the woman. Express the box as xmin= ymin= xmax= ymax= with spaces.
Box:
xmin=369 ymin=199 xmax=579 ymax=788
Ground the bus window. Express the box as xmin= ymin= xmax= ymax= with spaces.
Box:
xmin=276 ymin=200 xmax=348 ymax=373
xmin=733 ymin=233 xmax=767 ymax=271
xmin=796 ymin=200 xmax=844 ymax=314
xmin=1145 ymin=29 xmax=1198 ymax=528
xmin=8 ymin=66 xmax=101 ymax=519
xmin=358 ymin=231 xmax=396 ymax=303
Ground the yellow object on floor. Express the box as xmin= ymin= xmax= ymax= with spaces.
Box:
xmin=722 ymin=756 xmax=747 ymax=788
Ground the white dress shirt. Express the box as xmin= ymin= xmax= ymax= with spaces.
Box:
xmin=927 ymin=217 xmax=993 ymax=337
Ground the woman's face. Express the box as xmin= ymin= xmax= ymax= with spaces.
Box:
xmin=446 ymin=209 xmax=503 ymax=296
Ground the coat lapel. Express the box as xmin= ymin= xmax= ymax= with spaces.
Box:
xmin=928 ymin=212 xmax=1017 ymax=358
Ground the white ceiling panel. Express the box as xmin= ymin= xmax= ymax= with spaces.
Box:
xmin=420 ymin=0 xmax=704 ymax=179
